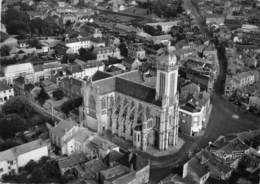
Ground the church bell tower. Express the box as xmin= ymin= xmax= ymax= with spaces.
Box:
xmin=155 ymin=47 xmax=179 ymax=151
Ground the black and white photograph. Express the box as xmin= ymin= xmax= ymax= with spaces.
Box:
xmin=0 ymin=0 xmax=260 ymax=183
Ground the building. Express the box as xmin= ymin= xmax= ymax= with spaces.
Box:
xmin=123 ymin=57 xmax=142 ymax=71
xmin=183 ymin=151 xmax=211 ymax=184
xmin=65 ymin=37 xmax=92 ymax=54
xmin=0 ymin=139 xmax=48 ymax=178
xmin=80 ymin=49 xmax=179 ymax=152
xmin=65 ymin=36 xmax=106 ymax=54
xmin=179 ymin=91 xmax=211 ymax=136
xmin=58 ymin=153 xmax=88 ymax=175
xmin=83 ymin=152 xmax=150 ymax=184
xmin=146 ymin=21 xmax=179 ymax=33
xmin=94 ymin=47 xmax=121 ymax=61
xmin=60 ymin=77 xmax=82 ymax=97
xmin=128 ymin=43 xmax=146 ymax=60
xmin=48 ymin=120 xmax=80 ymax=154
xmin=225 ymin=70 xmax=259 ymax=96
xmin=3 ymin=63 xmax=34 ymax=84
xmin=0 ymin=80 xmax=14 ymax=105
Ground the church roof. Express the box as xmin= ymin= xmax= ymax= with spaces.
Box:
xmin=115 ymin=77 xmax=161 ymax=106
xmin=92 ymin=70 xmax=162 ymax=106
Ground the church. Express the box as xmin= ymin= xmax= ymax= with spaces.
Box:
xmin=80 ymin=49 xmax=179 ymax=152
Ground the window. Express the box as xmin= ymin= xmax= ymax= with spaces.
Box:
xmin=8 ymin=160 xmax=13 ymax=165
xmin=101 ymin=98 xmax=106 ymax=109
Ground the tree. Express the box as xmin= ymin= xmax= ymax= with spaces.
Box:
xmin=143 ymin=25 xmax=162 ymax=36
xmin=42 ymin=160 xmax=61 ymax=178
xmin=3 ymin=7 xmax=30 ymax=35
xmin=2 ymin=96 xmax=33 ymax=119
xmin=24 ymin=160 xmax=38 ymax=173
xmin=30 ymin=168 xmax=45 ymax=182
xmin=0 ymin=113 xmax=27 ymax=139
xmin=7 ymin=20 xmax=30 ymax=35
xmin=52 ymin=89 xmax=64 ymax=100
xmin=118 ymin=42 xmax=128 ymax=57
xmin=36 ymin=87 xmax=49 ymax=106
xmin=0 ymin=31 xmax=9 ymax=42
xmin=27 ymin=39 xmax=42 ymax=49
xmin=61 ymin=97 xmax=82 ymax=116
xmin=78 ymin=47 xmax=97 ymax=61
xmin=0 ymin=45 xmax=10 ymax=56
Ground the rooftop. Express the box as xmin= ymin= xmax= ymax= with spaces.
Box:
xmin=84 ymin=159 xmax=108 ymax=179
xmin=58 ymin=153 xmax=88 ymax=169
xmin=100 ymin=164 xmax=130 ymax=180
xmin=51 ymin=120 xmax=78 ymax=139
xmin=0 ymin=139 xmax=47 ymax=162
xmin=91 ymin=71 xmax=113 ymax=82
xmin=0 ymin=80 xmax=12 ymax=91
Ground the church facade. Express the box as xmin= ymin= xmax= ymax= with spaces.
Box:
xmin=80 ymin=51 xmax=179 ymax=151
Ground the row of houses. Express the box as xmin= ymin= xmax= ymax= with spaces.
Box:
xmin=160 ymin=129 xmax=260 ymax=184
xmin=225 ymin=70 xmax=260 ymax=96
xmin=0 ymin=139 xmax=49 ymax=178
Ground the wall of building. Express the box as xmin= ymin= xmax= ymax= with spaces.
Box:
xmin=0 ymin=88 xmax=14 ymax=105
xmin=0 ymin=160 xmax=18 ymax=178
xmin=17 ymin=145 xmax=49 ymax=167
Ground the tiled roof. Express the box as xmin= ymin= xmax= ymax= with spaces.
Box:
xmin=84 ymin=159 xmax=108 ymax=177
xmin=187 ymin=156 xmax=209 ymax=178
xmin=93 ymin=77 xmax=116 ymax=95
xmin=117 ymin=70 xmax=144 ymax=83
xmin=111 ymin=171 xmax=136 ymax=184
xmin=58 ymin=153 xmax=88 ymax=168
xmin=51 ymin=120 xmax=77 ymax=138
xmin=118 ymin=153 xmax=149 ymax=171
xmin=72 ymin=129 xmax=95 ymax=143
xmin=100 ymin=165 xmax=130 ymax=180
xmin=91 ymin=71 xmax=113 ymax=82
xmin=115 ymin=77 xmax=161 ymax=106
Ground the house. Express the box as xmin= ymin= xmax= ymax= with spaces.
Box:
xmin=49 ymin=120 xmax=80 ymax=154
xmin=183 ymin=151 xmax=210 ymax=183
xmin=83 ymin=159 xmax=108 ymax=180
xmin=53 ymin=43 xmax=69 ymax=56
xmin=58 ymin=153 xmax=88 ymax=175
xmin=179 ymin=91 xmax=211 ymax=136
xmin=146 ymin=21 xmax=179 ymax=33
xmin=159 ymin=173 xmax=188 ymax=184
xmin=225 ymin=71 xmax=259 ymax=96
xmin=89 ymin=136 xmax=120 ymax=159
xmin=128 ymin=43 xmax=146 ymax=59
xmin=0 ymin=139 xmax=48 ymax=178
xmin=65 ymin=35 xmax=105 ymax=54
xmin=63 ymin=128 xmax=96 ymax=156
xmin=3 ymin=63 xmax=34 ymax=84
xmin=249 ymin=96 xmax=260 ymax=109
xmin=151 ymin=34 xmax=173 ymax=45
xmin=65 ymin=37 xmax=92 ymax=54
xmin=205 ymin=14 xmax=225 ymax=25
xmin=123 ymin=57 xmax=142 ymax=71
xmin=65 ymin=64 xmax=84 ymax=79
xmin=94 ymin=47 xmax=121 ymax=61
xmin=60 ymin=77 xmax=82 ymax=97
xmin=0 ymin=80 xmax=14 ymax=105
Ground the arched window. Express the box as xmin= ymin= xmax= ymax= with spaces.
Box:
xmin=89 ymin=95 xmax=96 ymax=109
xmin=110 ymin=96 xmax=114 ymax=108
xmin=101 ymin=97 xmax=106 ymax=109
